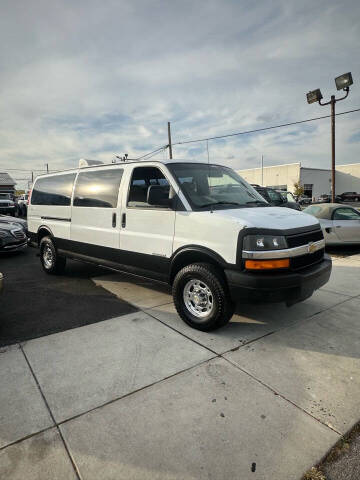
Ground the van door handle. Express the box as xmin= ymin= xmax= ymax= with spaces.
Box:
xmin=121 ymin=213 xmax=126 ymax=228
xmin=112 ymin=213 xmax=116 ymax=228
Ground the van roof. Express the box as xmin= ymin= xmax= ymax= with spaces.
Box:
xmin=33 ymin=159 xmax=227 ymax=178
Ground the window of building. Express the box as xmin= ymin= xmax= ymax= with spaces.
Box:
xmin=31 ymin=173 xmax=76 ymax=206
xmin=127 ymin=167 xmax=170 ymax=208
xmin=73 ymin=169 xmax=123 ymax=208
xmin=303 ymin=184 xmax=313 ymax=197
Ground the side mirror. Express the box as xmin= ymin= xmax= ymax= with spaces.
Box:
xmin=147 ymin=185 xmax=171 ymax=207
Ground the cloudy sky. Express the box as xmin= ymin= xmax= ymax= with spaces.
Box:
xmin=1 ymin=0 xmax=359 ymax=188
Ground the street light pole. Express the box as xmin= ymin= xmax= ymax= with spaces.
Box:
xmin=331 ymin=95 xmax=335 ymax=202
xmin=306 ymin=72 xmax=353 ymax=203
xmin=318 ymin=88 xmax=349 ymax=202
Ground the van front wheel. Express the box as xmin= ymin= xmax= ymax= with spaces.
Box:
xmin=172 ymin=263 xmax=234 ymax=331
xmin=40 ymin=236 xmax=66 ymax=274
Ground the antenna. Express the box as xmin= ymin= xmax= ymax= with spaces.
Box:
xmin=115 ymin=154 xmax=129 ymax=162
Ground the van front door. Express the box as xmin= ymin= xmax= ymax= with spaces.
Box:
xmin=120 ymin=165 xmax=176 ymax=276
xmin=70 ymin=167 xmax=123 ymax=251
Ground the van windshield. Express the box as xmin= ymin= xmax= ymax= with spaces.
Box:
xmin=168 ymin=163 xmax=269 ymax=210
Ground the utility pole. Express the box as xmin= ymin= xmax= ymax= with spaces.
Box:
xmin=167 ymin=122 xmax=173 ymax=159
xmin=261 ymin=155 xmax=264 ymax=186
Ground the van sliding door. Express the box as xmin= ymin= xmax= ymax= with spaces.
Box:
xmin=70 ymin=168 xmax=123 ymax=251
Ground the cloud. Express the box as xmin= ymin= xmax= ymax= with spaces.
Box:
xmin=0 ymin=0 xmax=359 ymax=188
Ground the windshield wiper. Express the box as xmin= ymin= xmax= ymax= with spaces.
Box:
xmin=199 ymin=201 xmax=241 ymax=208
xmin=246 ymin=200 xmax=269 ymax=206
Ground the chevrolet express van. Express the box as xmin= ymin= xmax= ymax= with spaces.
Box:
xmin=28 ymin=160 xmax=331 ymax=331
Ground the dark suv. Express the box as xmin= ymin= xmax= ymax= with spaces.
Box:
xmin=251 ymin=185 xmax=301 ymax=211
xmin=338 ymin=192 xmax=360 ymax=202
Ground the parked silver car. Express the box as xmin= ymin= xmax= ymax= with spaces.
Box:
xmin=303 ymin=203 xmax=360 ymax=245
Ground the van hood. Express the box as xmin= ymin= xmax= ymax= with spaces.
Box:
xmin=214 ymin=206 xmax=319 ymax=231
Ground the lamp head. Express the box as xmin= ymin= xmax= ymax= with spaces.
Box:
xmin=335 ymin=72 xmax=353 ymax=91
xmin=306 ymin=89 xmax=323 ymax=104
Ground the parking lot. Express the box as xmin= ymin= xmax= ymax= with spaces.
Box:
xmin=1 ymin=246 xmax=360 ymax=479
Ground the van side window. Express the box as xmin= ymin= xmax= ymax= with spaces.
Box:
xmin=31 ymin=174 xmax=76 ymax=206
xmin=128 ymin=167 xmax=170 ymax=208
xmin=74 ymin=169 xmax=123 ymax=208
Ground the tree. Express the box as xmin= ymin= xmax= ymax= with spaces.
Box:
xmin=293 ymin=181 xmax=304 ymax=197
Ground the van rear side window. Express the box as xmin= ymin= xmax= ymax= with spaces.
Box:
xmin=31 ymin=174 xmax=76 ymax=206
xmin=73 ymin=169 xmax=123 ymax=208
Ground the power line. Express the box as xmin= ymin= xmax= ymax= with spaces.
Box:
xmin=141 ymin=146 xmax=168 ymax=160
xmin=173 ymin=107 xmax=360 ymax=146
xmin=136 ymin=145 xmax=168 ymax=160
xmin=0 ymin=168 xmax=47 ymax=172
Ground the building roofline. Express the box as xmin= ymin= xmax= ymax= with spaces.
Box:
xmin=300 ymin=167 xmax=331 ymax=172
xmin=337 ymin=163 xmax=360 ymax=167
xmin=237 ymin=162 xmax=301 ymax=171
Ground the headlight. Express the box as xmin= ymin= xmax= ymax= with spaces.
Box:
xmin=0 ymin=230 xmax=10 ymax=238
xmin=243 ymin=235 xmax=287 ymax=251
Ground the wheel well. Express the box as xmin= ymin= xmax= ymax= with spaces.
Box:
xmin=37 ymin=227 xmax=52 ymax=245
xmin=170 ymin=250 xmax=225 ymax=284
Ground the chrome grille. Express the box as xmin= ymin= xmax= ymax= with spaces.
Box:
xmin=290 ymin=248 xmax=325 ymax=270
xmin=286 ymin=229 xmax=323 ymax=248
xmin=11 ymin=229 xmax=26 ymax=239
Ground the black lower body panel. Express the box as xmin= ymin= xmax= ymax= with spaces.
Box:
xmin=225 ymin=255 xmax=332 ymax=306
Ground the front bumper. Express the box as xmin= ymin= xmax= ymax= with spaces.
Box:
xmin=0 ymin=206 xmax=16 ymax=214
xmin=225 ymin=254 xmax=332 ymax=306
xmin=0 ymin=240 xmax=28 ymax=253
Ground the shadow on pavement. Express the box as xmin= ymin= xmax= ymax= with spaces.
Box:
xmin=0 ymin=248 xmax=137 ymax=347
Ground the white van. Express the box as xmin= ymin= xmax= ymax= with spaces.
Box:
xmin=28 ymin=159 xmax=331 ymax=331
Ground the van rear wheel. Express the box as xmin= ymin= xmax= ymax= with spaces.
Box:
xmin=40 ymin=236 xmax=66 ymax=274
xmin=172 ymin=263 xmax=234 ymax=331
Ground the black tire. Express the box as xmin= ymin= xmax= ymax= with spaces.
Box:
xmin=172 ymin=263 xmax=234 ymax=331
xmin=40 ymin=236 xmax=66 ymax=274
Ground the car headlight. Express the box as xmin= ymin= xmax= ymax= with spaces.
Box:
xmin=0 ymin=230 xmax=10 ymax=238
xmin=243 ymin=235 xmax=288 ymax=251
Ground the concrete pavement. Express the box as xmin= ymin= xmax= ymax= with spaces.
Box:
xmin=1 ymin=255 xmax=359 ymax=479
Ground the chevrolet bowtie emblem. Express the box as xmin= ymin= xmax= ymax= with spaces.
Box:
xmin=308 ymin=242 xmax=317 ymax=254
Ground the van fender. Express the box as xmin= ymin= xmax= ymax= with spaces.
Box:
xmin=169 ymin=245 xmax=228 ymax=283
xmin=36 ymin=225 xmax=55 ymax=245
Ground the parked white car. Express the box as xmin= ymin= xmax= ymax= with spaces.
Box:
xmin=303 ymin=203 xmax=360 ymax=245
xmin=27 ymin=159 xmax=331 ymax=331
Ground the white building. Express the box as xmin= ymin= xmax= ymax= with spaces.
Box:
xmin=237 ymin=162 xmax=360 ymax=199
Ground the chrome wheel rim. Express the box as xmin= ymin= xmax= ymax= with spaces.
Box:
xmin=183 ymin=279 xmax=214 ymax=319
xmin=43 ymin=245 xmax=53 ymax=269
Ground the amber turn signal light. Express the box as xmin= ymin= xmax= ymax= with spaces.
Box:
xmin=245 ymin=258 xmax=290 ymax=270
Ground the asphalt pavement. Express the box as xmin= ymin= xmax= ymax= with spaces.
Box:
xmin=0 ymin=247 xmax=137 ymax=347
